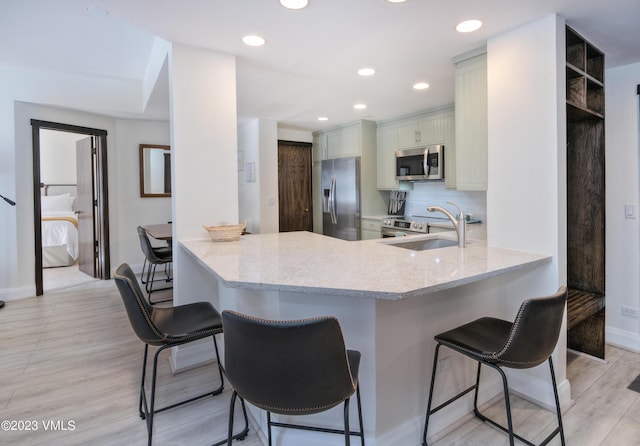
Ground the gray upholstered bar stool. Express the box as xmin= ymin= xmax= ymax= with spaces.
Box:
xmin=114 ymin=263 xmax=249 ymax=446
xmin=221 ymin=310 xmax=365 ymax=446
xmin=137 ymin=226 xmax=172 ymax=302
xmin=422 ymin=286 xmax=567 ymax=446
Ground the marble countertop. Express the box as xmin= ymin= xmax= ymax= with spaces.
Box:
xmin=180 ymin=232 xmax=550 ymax=301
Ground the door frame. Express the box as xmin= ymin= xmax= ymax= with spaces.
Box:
xmin=31 ymin=120 xmax=111 ymax=296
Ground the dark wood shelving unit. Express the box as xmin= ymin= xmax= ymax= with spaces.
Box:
xmin=566 ymin=26 xmax=606 ymax=359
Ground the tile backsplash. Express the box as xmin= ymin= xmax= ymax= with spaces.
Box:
xmin=403 ymin=182 xmax=487 ymax=238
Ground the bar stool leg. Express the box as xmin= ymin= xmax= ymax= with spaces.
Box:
xmin=355 ymin=385 xmax=365 ymax=446
xmin=548 ymin=358 xmax=566 ymax=446
xmin=220 ymin=391 xmax=249 ymax=446
xmin=472 ymin=363 xmax=515 ymax=446
xmin=422 ymin=343 xmax=442 ymax=446
xmin=139 ymin=345 xmax=149 ymax=419
xmin=343 ymin=398 xmax=351 ymax=446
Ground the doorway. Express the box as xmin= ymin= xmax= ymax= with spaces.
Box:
xmin=278 ymin=140 xmax=312 ymax=232
xmin=31 ymin=120 xmax=111 ymax=296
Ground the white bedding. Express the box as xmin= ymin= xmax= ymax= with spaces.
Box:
xmin=41 ymin=211 xmax=79 ymax=263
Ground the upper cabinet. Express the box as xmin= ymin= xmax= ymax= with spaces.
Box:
xmin=566 ymin=26 xmax=604 ymax=121
xmin=376 ymin=106 xmax=455 ymax=190
xmin=313 ymin=121 xmax=362 ymax=161
xmin=454 ymin=49 xmax=487 ymax=191
xmin=397 ymin=120 xmax=424 ymax=148
xmin=376 ymin=123 xmax=399 ymax=189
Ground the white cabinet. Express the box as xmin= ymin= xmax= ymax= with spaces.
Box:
xmin=397 ymin=119 xmax=422 ymax=148
xmin=327 ymin=124 xmax=359 ymax=159
xmin=313 ymin=122 xmax=360 ymax=161
xmin=454 ymin=49 xmax=487 ymax=191
xmin=376 ymin=106 xmax=455 ymax=189
xmin=361 ymin=218 xmax=382 ymax=240
xmin=376 ymin=124 xmax=398 ymax=189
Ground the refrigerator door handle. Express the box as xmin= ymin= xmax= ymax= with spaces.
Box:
xmin=330 ymin=176 xmax=337 ymax=224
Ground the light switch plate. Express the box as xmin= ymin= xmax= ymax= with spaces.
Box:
xmin=625 ymin=204 xmax=636 ymax=219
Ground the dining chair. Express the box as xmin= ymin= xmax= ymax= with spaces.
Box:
xmin=221 ymin=310 xmax=365 ymax=446
xmin=422 ymin=286 xmax=567 ymax=446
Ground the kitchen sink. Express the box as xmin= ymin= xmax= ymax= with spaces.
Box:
xmin=385 ymin=237 xmax=459 ymax=251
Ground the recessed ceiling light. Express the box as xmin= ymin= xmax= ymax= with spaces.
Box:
xmin=456 ymin=19 xmax=482 ymax=33
xmin=242 ymin=35 xmax=266 ymax=47
xmin=413 ymin=82 xmax=430 ymax=90
xmin=386 ymin=0 xmax=408 ymax=3
xmin=86 ymin=5 xmax=109 ymax=16
xmin=279 ymin=0 xmax=309 ymax=9
xmin=318 ymin=116 xmax=329 ymax=121
xmin=353 ymin=103 xmax=367 ymax=110
xmin=357 ymin=67 xmax=376 ymax=76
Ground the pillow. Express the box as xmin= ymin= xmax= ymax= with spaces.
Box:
xmin=41 ymin=194 xmax=74 ymax=213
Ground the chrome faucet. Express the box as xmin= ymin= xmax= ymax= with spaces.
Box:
xmin=427 ymin=201 xmax=466 ymax=248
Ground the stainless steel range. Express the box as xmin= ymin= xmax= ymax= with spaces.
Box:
xmin=381 ymin=216 xmax=452 ymax=238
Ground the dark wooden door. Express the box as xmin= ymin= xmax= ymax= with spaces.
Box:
xmin=76 ymin=137 xmax=96 ymax=277
xmin=278 ymin=141 xmax=312 ymax=232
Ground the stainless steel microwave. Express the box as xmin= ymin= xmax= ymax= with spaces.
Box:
xmin=395 ymin=144 xmax=444 ymax=181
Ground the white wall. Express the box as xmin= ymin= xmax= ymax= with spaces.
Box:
xmin=259 ymin=120 xmax=279 ymax=234
xmin=0 ymin=58 xmax=160 ymax=299
xmin=486 ymin=14 xmax=569 ymax=401
xmin=0 ymin=97 xmax=18 ymax=296
xmin=168 ymin=43 xmax=238 ymax=308
xmin=167 ymin=43 xmax=239 ymax=370
xmin=11 ymin=103 xmax=118 ymax=298
xmin=238 ymin=120 xmax=261 ymax=233
xmin=278 ymin=127 xmax=313 ymax=143
xmin=605 ymin=62 xmax=640 ymax=351
xmin=238 ymin=118 xmax=279 ymax=234
xmin=114 ymin=119 xmax=171 ymax=268
xmin=0 ymin=100 xmax=171 ymax=300
xmin=39 ymin=129 xmax=83 ymax=185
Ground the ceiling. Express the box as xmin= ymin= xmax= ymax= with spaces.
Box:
xmin=2 ymin=0 xmax=640 ymax=132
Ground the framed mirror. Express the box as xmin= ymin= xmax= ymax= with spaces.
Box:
xmin=139 ymin=144 xmax=171 ymax=197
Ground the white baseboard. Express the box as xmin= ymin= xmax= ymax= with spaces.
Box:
xmin=0 ymin=263 xmax=147 ymax=303
xmin=169 ymin=338 xmax=219 ymax=374
xmin=506 ymin=368 xmax=572 ymax=411
xmin=606 ymin=326 xmax=640 ymax=353
xmin=0 ymin=285 xmax=36 ymax=301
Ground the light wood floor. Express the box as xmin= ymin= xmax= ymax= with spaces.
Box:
xmin=2 ymin=279 xmax=640 ymax=446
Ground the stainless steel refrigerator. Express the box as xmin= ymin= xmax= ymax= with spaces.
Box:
xmin=321 ymin=156 xmax=361 ymax=241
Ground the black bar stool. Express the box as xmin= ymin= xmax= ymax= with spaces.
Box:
xmin=221 ymin=310 xmax=365 ymax=446
xmin=422 ymin=286 xmax=567 ymax=446
xmin=114 ymin=263 xmax=248 ymax=446
xmin=137 ymin=226 xmax=172 ymax=303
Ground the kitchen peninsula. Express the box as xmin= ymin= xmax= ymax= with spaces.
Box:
xmin=180 ymin=232 xmax=554 ymax=445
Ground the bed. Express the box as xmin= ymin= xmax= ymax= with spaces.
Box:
xmin=41 ymin=194 xmax=79 ymax=268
